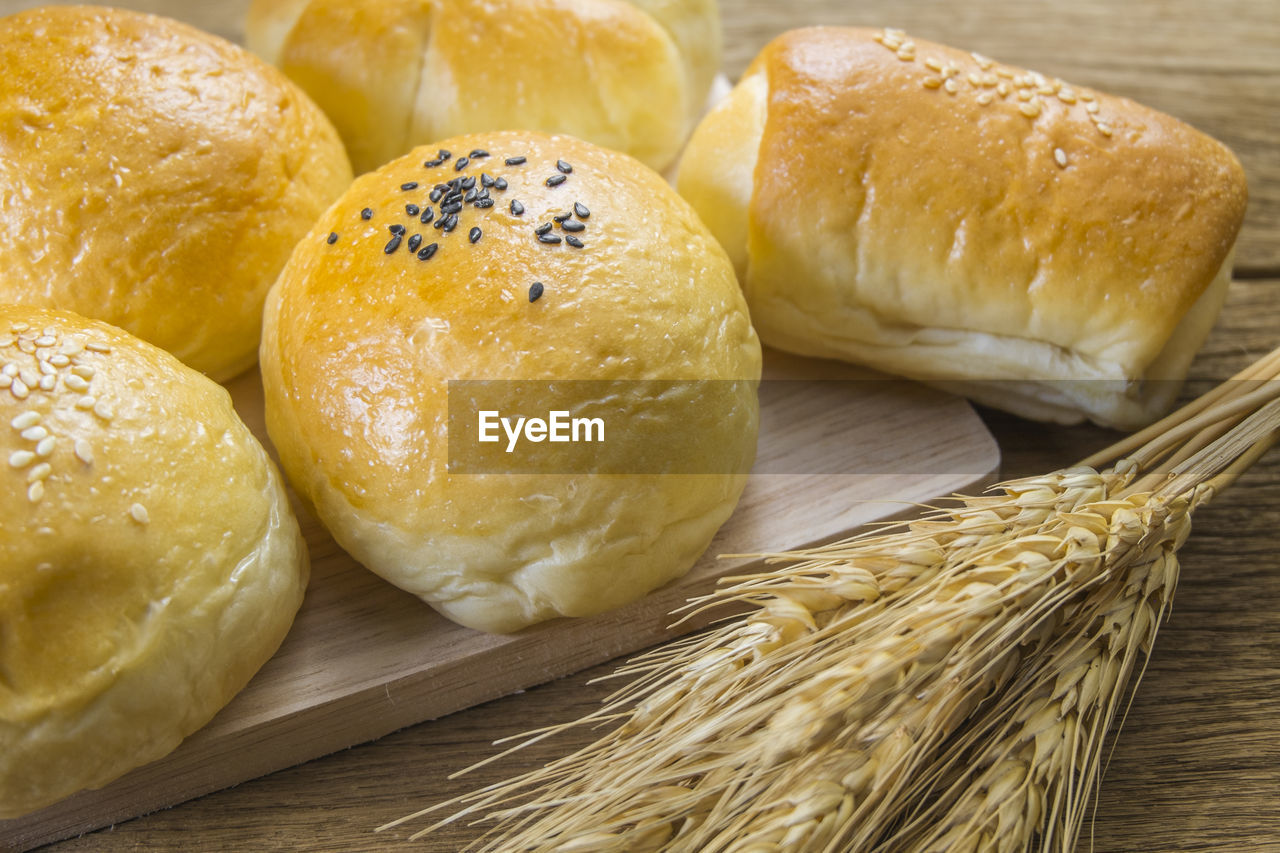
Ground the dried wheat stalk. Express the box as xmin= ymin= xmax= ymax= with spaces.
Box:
xmin=382 ymin=348 xmax=1280 ymax=852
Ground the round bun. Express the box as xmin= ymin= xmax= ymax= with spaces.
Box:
xmin=0 ymin=305 xmax=308 ymax=818
xmin=0 ymin=5 xmax=352 ymax=382
xmin=245 ymin=0 xmax=720 ymax=174
xmin=260 ymin=131 xmax=760 ymax=633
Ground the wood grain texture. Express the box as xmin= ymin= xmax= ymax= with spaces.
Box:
xmin=1 ymin=0 xmax=1277 ymax=850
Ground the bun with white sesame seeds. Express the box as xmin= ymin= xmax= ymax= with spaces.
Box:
xmin=244 ymin=0 xmax=720 ymax=175
xmin=0 ymin=5 xmax=352 ymax=383
xmin=0 ymin=305 xmax=308 ymax=818
xmin=260 ymin=130 xmax=761 ymax=634
xmin=677 ymin=26 xmax=1248 ymax=430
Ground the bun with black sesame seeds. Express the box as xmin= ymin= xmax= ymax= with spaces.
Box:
xmin=677 ymin=26 xmax=1248 ymax=430
xmin=0 ymin=305 xmax=308 ymax=818
xmin=0 ymin=5 xmax=352 ymax=382
xmin=244 ymin=0 xmax=720 ymax=175
xmin=260 ymin=130 xmax=761 ymax=634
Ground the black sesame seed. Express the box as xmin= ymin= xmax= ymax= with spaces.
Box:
xmin=469 ymin=149 xmax=490 ymax=159
xmin=442 ymin=213 xmax=459 ymax=232
xmin=439 ymin=149 xmax=452 ymax=161
xmin=461 ymin=176 xmax=476 ymax=190
xmin=408 ymin=233 xmax=422 ymax=252
xmin=388 ymin=223 xmax=406 ymax=235
xmin=464 ymin=188 xmax=477 ymax=203
xmin=494 ymin=177 xmax=508 ymax=190
xmin=574 ymin=202 xmax=590 ymax=219
xmin=454 ymin=156 xmax=469 ymax=171
xmin=361 ymin=207 xmax=373 ymax=220
xmin=529 ymin=281 xmax=544 ymax=302
xmin=480 ymin=173 xmax=495 ymax=188
xmin=469 ymin=226 xmax=482 ymax=243
xmin=401 ymin=181 xmax=419 ymax=191
xmin=384 ymin=234 xmax=402 ymax=254
xmin=553 ymin=211 xmax=573 ymax=222
xmin=556 ymin=159 xmax=573 ymax=174
xmin=561 ymin=219 xmax=585 ymax=232
xmin=535 ymin=222 xmax=553 ymax=236
xmin=565 ymin=235 xmax=584 ymax=248
xmin=433 ymin=216 xmax=447 ymax=230
xmin=538 ymin=233 xmax=563 ymax=244
xmin=441 ymin=200 xmax=463 ymax=215
xmin=420 ymin=206 xmax=435 ymax=224
xmin=474 ymin=198 xmax=495 ymax=209
xmin=505 ymin=156 xmax=526 ymax=166
xmin=406 ymin=203 xmax=420 ymax=216
xmin=429 ymin=187 xmax=445 ymax=203
xmin=546 ymin=174 xmax=568 ymax=187
xmin=424 ymin=158 xmax=442 ymax=168
xmin=327 ymin=231 xmax=339 ymax=244
xmin=510 ymin=200 xmax=525 ymax=215
xmin=418 ymin=242 xmax=438 ymax=260
xmin=475 ymin=188 xmax=490 ymax=201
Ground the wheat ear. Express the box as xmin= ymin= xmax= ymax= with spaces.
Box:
xmin=381 ymin=349 xmax=1280 ymax=851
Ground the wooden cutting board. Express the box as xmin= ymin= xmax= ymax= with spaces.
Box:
xmin=1 ymin=350 xmax=998 ymax=850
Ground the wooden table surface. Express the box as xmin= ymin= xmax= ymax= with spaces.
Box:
xmin=4 ymin=0 xmax=1277 ymax=850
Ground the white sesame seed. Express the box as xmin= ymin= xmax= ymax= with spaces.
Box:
xmin=1081 ymin=92 xmax=1096 ymax=102
xmin=922 ymin=76 xmax=943 ymax=89
xmin=1054 ymin=147 xmax=1068 ymax=168
xmin=1019 ymin=99 xmax=1043 ymax=118
xmin=17 ymin=339 xmax=34 ymax=354
xmin=38 ymin=360 xmax=56 ymax=375
xmin=2 ymin=364 xmax=17 ymax=377
xmin=42 ymin=327 xmax=56 ymax=338
xmin=942 ymin=64 xmax=960 ymax=78
xmin=74 ymin=438 xmax=94 ymax=465
xmin=977 ymin=91 xmax=995 ymax=105
xmin=71 ymin=365 xmax=94 ymax=379
xmin=1057 ymin=88 xmax=1077 ymax=104
xmin=64 ymin=374 xmax=89 ymax=392
xmin=93 ymin=401 xmax=113 ymax=420
xmin=0 ymin=375 xmax=9 ymax=389
xmin=943 ymin=78 xmax=959 ymax=94
xmin=0 ymin=336 xmax=12 ymax=347
xmin=968 ymin=72 xmax=982 ymax=86
xmin=10 ymin=322 xmax=29 ymax=333
xmin=896 ymin=47 xmax=915 ymax=61
xmin=34 ymin=335 xmax=56 ymax=347
xmin=1086 ymin=101 xmax=1100 ymax=114
xmin=27 ymin=480 xmax=44 ymax=502
xmin=85 ymin=341 xmax=112 ymax=353
xmin=12 ymin=411 xmax=41 ymax=430
xmin=9 ymin=449 xmax=34 ymax=468
xmin=1097 ymin=123 xmax=1113 ymax=137
xmin=20 ymin=425 xmax=48 ymax=441
xmin=27 ymin=462 xmax=51 ymax=482
xmin=130 ymin=503 xmax=150 ymax=524
xmin=997 ymin=67 xmax=1015 ymax=79
xmin=1017 ymin=89 xmax=1034 ymax=102
xmin=11 ymin=379 xmax=29 ymax=399
xmin=18 ymin=368 xmax=38 ymax=387
xmin=75 ymin=395 xmax=96 ymax=410
xmin=61 ymin=338 xmax=85 ymax=356
xmin=36 ymin=436 xmax=55 ymax=457
xmin=924 ymin=57 xmax=943 ymax=72
xmin=38 ymin=374 xmax=55 ymax=391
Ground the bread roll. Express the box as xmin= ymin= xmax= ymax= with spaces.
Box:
xmin=245 ymin=0 xmax=720 ymax=174
xmin=260 ymin=131 xmax=760 ymax=633
xmin=0 ymin=305 xmax=308 ymax=818
xmin=678 ymin=27 xmax=1248 ymax=429
xmin=0 ymin=5 xmax=352 ymax=382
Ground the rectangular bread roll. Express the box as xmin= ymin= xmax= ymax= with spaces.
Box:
xmin=677 ymin=26 xmax=1248 ymax=429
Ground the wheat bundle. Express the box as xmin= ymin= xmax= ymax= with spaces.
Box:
xmin=383 ymin=347 xmax=1280 ymax=852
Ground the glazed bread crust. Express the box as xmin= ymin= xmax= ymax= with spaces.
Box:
xmin=0 ymin=306 xmax=308 ymax=818
xmin=246 ymin=0 xmax=720 ymax=174
xmin=678 ymin=27 xmax=1248 ymax=428
xmin=261 ymin=131 xmax=760 ymax=633
xmin=0 ymin=5 xmax=352 ymax=381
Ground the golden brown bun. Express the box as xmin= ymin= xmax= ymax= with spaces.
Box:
xmin=0 ymin=5 xmax=352 ymax=382
xmin=678 ymin=27 xmax=1248 ymax=429
xmin=0 ymin=305 xmax=308 ymax=818
xmin=244 ymin=0 xmax=720 ymax=175
xmin=260 ymin=131 xmax=760 ymax=633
